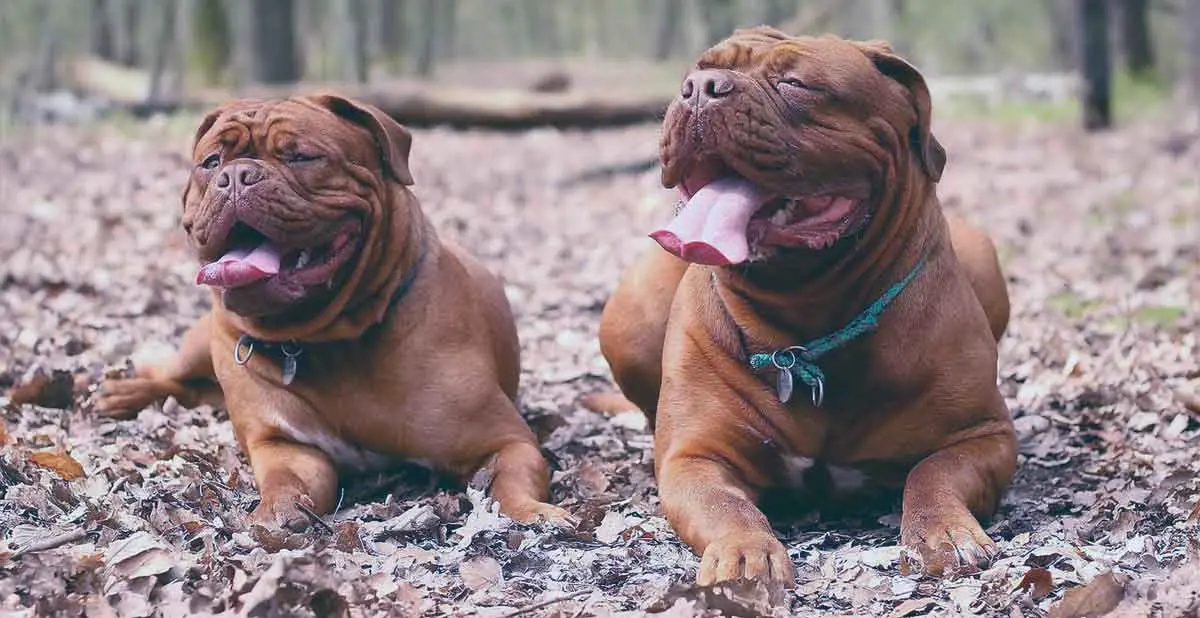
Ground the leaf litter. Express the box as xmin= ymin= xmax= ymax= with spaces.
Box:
xmin=0 ymin=111 xmax=1198 ymax=616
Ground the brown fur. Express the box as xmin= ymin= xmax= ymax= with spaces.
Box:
xmin=96 ymin=95 xmax=573 ymax=530
xmin=598 ymin=29 xmax=1015 ymax=589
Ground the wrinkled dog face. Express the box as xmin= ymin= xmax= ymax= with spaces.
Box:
xmin=653 ymin=27 xmax=945 ymax=266
xmin=182 ymin=96 xmax=413 ymax=318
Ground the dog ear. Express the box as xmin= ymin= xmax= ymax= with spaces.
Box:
xmin=855 ymin=40 xmax=946 ymax=182
xmin=310 ymin=94 xmax=415 ymax=186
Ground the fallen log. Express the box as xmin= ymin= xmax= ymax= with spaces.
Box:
xmin=63 ymin=56 xmax=674 ymax=130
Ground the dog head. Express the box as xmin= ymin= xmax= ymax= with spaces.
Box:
xmin=182 ymin=95 xmax=415 ymax=322
xmin=654 ymin=27 xmax=945 ymax=266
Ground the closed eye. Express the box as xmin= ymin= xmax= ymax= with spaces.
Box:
xmin=283 ymin=152 xmax=324 ymax=164
xmin=777 ymin=77 xmax=815 ymax=90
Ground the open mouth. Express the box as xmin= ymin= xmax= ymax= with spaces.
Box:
xmin=195 ymin=219 xmax=362 ymax=290
xmin=651 ymin=157 xmax=865 ymax=266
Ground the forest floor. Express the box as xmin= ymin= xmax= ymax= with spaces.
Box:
xmin=1 ymin=108 xmax=1199 ymax=617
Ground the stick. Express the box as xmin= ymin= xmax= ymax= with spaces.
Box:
xmin=10 ymin=529 xmax=90 ymax=559
xmin=294 ymin=501 xmax=334 ymax=534
xmin=500 ymin=590 xmax=591 ymax=618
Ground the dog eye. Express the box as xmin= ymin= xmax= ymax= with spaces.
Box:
xmin=284 ymin=152 xmax=323 ymax=164
xmin=200 ymin=154 xmax=220 ymax=170
xmin=777 ymin=77 xmax=813 ymax=90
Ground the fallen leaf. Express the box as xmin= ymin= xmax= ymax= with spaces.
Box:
xmin=459 ymin=555 xmax=502 ymax=591
xmin=104 ymin=531 xmax=174 ymax=580
xmin=594 ymin=510 xmax=628 ymax=544
xmin=1048 ymin=571 xmax=1127 ymax=618
xmin=28 ymin=450 xmax=86 ymax=480
xmin=1017 ymin=567 xmax=1054 ymax=600
xmin=576 ymin=459 xmax=610 ymax=495
xmin=8 ymin=369 xmax=75 ymax=409
xmin=887 ymin=597 xmax=937 ymax=618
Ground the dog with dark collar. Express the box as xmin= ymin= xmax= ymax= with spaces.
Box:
xmin=96 ymin=95 xmax=573 ymax=530
xmin=598 ymin=28 xmax=1015 ymax=587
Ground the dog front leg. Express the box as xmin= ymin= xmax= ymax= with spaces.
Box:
xmin=900 ymin=429 xmax=1017 ymax=576
xmin=658 ymin=453 xmax=795 ymax=589
xmin=244 ymin=438 xmax=339 ymax=532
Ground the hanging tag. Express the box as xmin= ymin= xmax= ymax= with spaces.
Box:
xmin=280 ymin=343 xmax=302 ymax=386
xmin=776 ymin=369 xmax=794 ymax=404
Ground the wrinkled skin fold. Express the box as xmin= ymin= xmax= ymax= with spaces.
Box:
xmin=598 ymin=27 xmax=1016 ymax=593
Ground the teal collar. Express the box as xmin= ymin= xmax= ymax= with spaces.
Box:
xmin=748 ymin=254 xmax=928 ymax=407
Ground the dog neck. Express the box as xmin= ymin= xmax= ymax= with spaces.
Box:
xmin=715 ymin=169 xmax=943 ymax=342
xmin=220 ymin=188 xmax=429 ymax=344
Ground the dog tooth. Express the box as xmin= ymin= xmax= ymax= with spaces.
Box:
xmin=296 ymin=250 xmax=311 ymax=269
xmin=771 ymin=209 xmax=789 ymax=225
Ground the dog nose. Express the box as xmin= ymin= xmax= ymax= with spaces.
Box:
xmin=680 ymin=70 xmax=736 ymax=106
xmin=215 ymin=163 xmax=265 ymax=193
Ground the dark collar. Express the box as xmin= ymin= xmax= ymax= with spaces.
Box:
xmin=233 ymin=235 xmax=429 ymax=385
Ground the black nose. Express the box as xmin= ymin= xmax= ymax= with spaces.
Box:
xmin=680 ymin=69 xmax=736 ymax=107
xmin=215 ymin=162 xmax=265 ymax=193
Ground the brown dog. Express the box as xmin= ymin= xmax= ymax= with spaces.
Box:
xmin=95 ymin=95 xmax=573 ymax=531
xmin=598 ymin=28 xmax=1015 ymax=588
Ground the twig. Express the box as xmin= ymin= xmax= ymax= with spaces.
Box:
xmin=500 ymin=590 xmax=591 ymax=618
xmin=10 ymin=529 xmax=90 ymax=559
xmin=293 ymin=501 xmax=334 ymax=534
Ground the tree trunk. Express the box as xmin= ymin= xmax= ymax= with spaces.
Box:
xmin=1117 ymin=0 xmax=1155 ymax=77
xmin=436 ymin=0 xmax=457 ymax=62
xmin=414 ymin=0 xmax=437 ymax=77
xmin=652 ymin=0 xmax=685 ymax=59
xmin=334 ymin=0 xmax=369 ymax=83
xmin=115 ymin=0 xmax=142 ymax=67
xmin=147 ymin=0 xmax=177 ymax=102
xmin=1186 ymin=0 xmax=1200 ymax=103
xmin=90 ymin=0 xmax=116 ymax=60
xmin=240 ymin=0 xmax=301 ymax=85
xmin=190 ymin=0 xmax=230 ymax=85
xmin=1079 ymin=0 xmax=1112 ymax=131
xmin=378 ymin=0 xmax=405 ymax=72
xmin=699 ymin=0 xmax=738 ymax=47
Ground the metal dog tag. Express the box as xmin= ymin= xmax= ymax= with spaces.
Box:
xmin=280 ymin=343 xmax=302 ymax=386
xmin=776 ymin=369 xmax=794 ymax=404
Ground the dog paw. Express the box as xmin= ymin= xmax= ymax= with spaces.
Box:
xmin=93 ymin=376 xmax=168 ymax=419
xmin=249 ymin=493 xmax=321 ymax=533
xmin=698 ymin=532 xmax=795 ymax=589
xmin=901 ymin=518 xmax=997 ymax=577
xmin=509 ymin=502 xmax=579 ymax=530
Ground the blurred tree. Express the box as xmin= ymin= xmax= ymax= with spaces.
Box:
xmin=147 ymin=0 xmax=177 ymax=101
xmin=191 ymin=0 xmax=231 ymax=85
xmin=700 ymin=0 xmax=738 ymax=46
xmin=378 ymin=0 xmax=406 ymax=73
xmin=236 ymin=0 xmax=301 ymax=85
xmin=415 ymin=0 xmax=438 ymax=76
xmin=526 ymin=0 xmax=561 ymax=56
xmin=1079 ymin=0 xmax=1112 ymax=130
xmin=1116 ymin=0 xmax=1154 ymax=78
xmin=334 ymin=0 xmax=369 ymax=82
xmin=115 ymin=0 xmax=142 ymax=67
xmin=90 ymin=0 xmax=116 ymax=61
xmin=652 ymin=0 xmax=685 ymax=59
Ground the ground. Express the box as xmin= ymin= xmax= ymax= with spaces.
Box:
xmin=0 ymin=111 xmax=1198 ymax=618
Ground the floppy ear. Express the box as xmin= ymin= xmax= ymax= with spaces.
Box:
xmin=310 ymin=94 xmax=415 ymax=186
xmin=856 ymin=40 xmax=946 ymax=182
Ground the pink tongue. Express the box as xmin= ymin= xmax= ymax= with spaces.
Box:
xmin=649 ymin=177 xmax=772 ymax=266
xmin=195 ymin=240 xmax=283 ymax=288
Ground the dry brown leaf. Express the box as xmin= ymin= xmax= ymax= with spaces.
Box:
xmin=576 ymin=459 xmax=610 ymax=495
xmin=459 ymin=555 xmax=502 ymax=591
xmin=1016 ymin=567 xmax=1054 ymax=600
xmin=0 ymin=418 xmax=8 ymax=446
xmin=1048 ymin=571 xmax=1127 ymax=618
xmin=1187 ymin=499 xmax=1200 ymax=524
xmin=887 ymin=598 xmax=937 ymax=618
xmin=28 ymin=450 xmax=86 ymax=480
xmin=8 ymin=369 xmax=75 ymax=409
xmin=104 ymin=532 xmax=174 ymax=580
